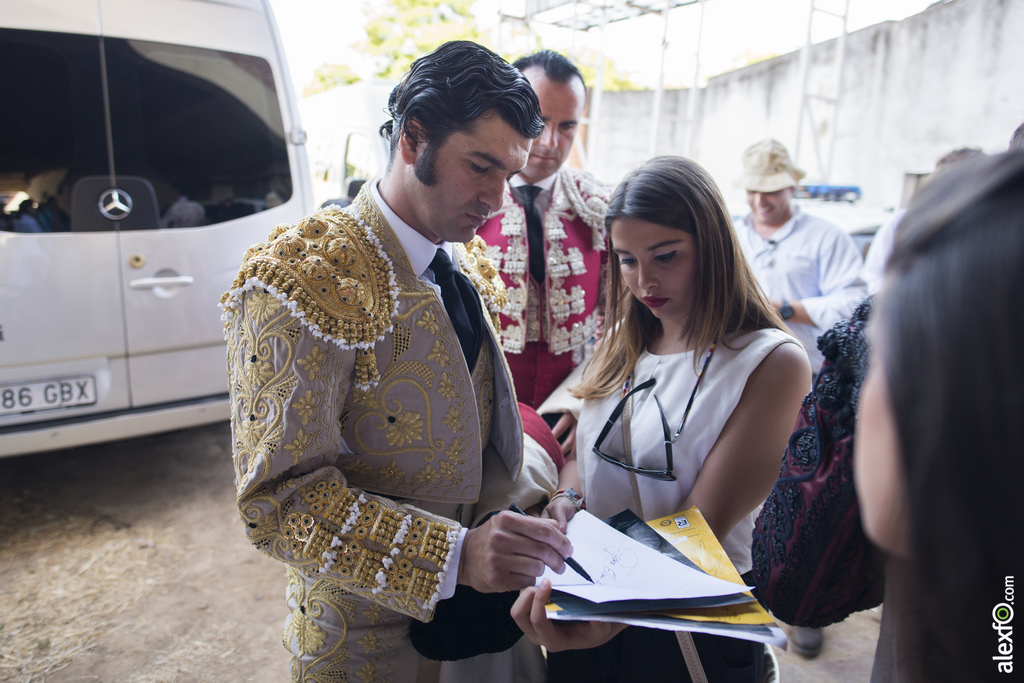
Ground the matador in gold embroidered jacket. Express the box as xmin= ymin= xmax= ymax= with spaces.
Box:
xmin=221 ymin=187 xmax=527 ymax=681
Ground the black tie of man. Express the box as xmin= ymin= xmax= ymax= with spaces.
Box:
xmin=430 ymin=248 xmax=485 ymax=372
xmin=518 ymin=185 xmax=546 ymax=284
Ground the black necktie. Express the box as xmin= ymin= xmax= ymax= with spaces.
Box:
xmin=519 ymin=185 xmax=546 ymax=284
xmin=430 ymin=248 xmax=485 ymax=372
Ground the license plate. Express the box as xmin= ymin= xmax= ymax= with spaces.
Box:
xmin=0 ymin=376 xmax=97 ymax=416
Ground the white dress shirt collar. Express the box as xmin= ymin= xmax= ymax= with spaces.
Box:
xmin=370 ymin=179 xmax=454 ymax=277
xmin=510 ymin=170 xmax=558 ymax=193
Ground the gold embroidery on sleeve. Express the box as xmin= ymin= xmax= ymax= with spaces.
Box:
xmin=231 ymin=292 xmax=300 ymax=487
xmin=456 ymin=237 xmax=508 ymax=330
xmin=441 ymin=405 xmax=465 ymax=433
xmin=284 ymin=569 xmax=329 ymax=657
xmin=297 ymin=345 xmax=328 ymax=380
xmin=384 ymin=412 xmax=425 ymax=447
xmin=437 ymin=372 xmax=456 ymax=401
xmin=415 ymin=308 xmax=442 ymax=336
xmin=293 ymin=389 xmax=320 ymax=425
xmin=426 ymin=339 xmax=452 ymax=367
xmin=221 ymin=207 xmax=400 ymax=388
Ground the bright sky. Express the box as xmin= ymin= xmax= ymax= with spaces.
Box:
xmin=269 ymin=0 xmax=938 ymax=96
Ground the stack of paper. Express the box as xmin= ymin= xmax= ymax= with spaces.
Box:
xmin=540 ymin=508 xmax=787 ymax=647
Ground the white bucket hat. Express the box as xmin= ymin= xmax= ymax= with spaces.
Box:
xmin=736 ymin=139 xmax=805 ymax=192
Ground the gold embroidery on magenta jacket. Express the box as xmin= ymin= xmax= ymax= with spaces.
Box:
xmin=221 ymin=192 xmax=522 ymax=623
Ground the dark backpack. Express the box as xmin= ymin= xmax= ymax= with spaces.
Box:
xmin=751 ymin=298 xmax=886 ymax=627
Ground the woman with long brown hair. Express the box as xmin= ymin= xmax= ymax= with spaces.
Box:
xmin=513 ymin=156 xmax=810 ymax=680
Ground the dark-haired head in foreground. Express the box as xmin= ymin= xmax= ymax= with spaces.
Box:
xmin=856 ymin=150 xmax=1024 ymax=681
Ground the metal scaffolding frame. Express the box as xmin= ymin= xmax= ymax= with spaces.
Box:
xmin=498 ymin=0 xmax=850 ymax=181
xmin=794 ymin=0 xmax=851 ymax=184
xmin=498 ymin=0 xmax=701 ymax=168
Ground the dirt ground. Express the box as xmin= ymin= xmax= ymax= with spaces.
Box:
xmin=0 ymin=423 xmax=881 ymax=682
xmin=0 ymin=422 xmax=289 ymax=682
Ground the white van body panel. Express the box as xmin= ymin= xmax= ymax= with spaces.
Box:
xmin=301 ymin=81 xmax=392 ymax=209
xmin=99 ymin=0 xmax=274 ymax=53
xmin=116 ymin=205 xmax=301 ymax=406
xmin=0 ymin=231 xmax=126 ymax=367
xmin=0 ymin=0 xmax=310 ymax=457
xmin=4 ymin=0 xmax=101 ymax=35
xmin=2 ymin=398 xmax=228 ymax=456
xmin=0 ymin=357 xmax=131 ymax=427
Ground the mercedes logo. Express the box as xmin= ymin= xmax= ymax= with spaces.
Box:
xmin=98 ymin=188 xmax=134 ymax=221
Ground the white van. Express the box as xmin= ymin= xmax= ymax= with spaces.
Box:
xmin=300 ymin=81 xmax=392 ymax=209
xmin=0 ymin=0 xmax=313 ymax=456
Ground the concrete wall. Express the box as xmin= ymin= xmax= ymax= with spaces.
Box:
xmin=591 ymin=0 xmax=1024 ymax=210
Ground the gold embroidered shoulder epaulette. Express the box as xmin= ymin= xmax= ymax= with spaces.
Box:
xmin=561 ymin=166 xmax=611 ymax=249
xmin=456 ymin=236 xmax=508 ymax=330
xmin=220 ymin=206 xmax=399 ymax=350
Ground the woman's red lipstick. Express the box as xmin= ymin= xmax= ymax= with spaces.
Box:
xmin=643 ymin=296 xmax=668 ymax=308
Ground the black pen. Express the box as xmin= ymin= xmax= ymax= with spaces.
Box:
xmin=507 ymin=504 xmax=594 ymax=583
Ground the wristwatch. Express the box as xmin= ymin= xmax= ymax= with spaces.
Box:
xmin=550 ymin=488 xmax=585 ymax=512
xmin=779 ymin=300 xmax=794 ymax=321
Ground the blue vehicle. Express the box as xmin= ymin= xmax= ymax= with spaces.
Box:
xmin=795 ymin=184 xmax=862 ymax=202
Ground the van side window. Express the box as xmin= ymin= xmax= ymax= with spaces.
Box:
xmin=0 ymin=29 xmax=292 ymax=233
xmin=0 ymin=28 xmax=107 ymax=233
xmin=106 ymin=39 xmax=293 ymax=228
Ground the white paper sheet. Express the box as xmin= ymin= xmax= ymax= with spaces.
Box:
xmin=548 ymin=611 xmax=789 ymax=648
xmin=540 ymin=510 xmax=750 ymax=604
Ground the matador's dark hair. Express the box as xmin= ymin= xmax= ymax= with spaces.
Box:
xmin=380 ymin=41 xmax=543 ymax=166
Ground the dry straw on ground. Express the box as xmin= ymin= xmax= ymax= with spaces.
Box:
xmin=0 ymin=497 xmax=185 ymax=681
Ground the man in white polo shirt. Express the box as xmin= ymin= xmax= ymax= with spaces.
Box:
xmin=736 ymin=139 xmax=867 ymax=374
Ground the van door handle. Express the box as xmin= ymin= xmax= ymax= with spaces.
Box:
xmin=129 ymin=275 xmax=196 ymax=290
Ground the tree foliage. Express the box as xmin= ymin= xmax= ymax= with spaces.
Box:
xmin=354 ymin=0 xmax=642 ymax=92
xmin=574 ymin=49 xmax=644 ymax=92
xmin=359 ymin=0 xmax=488 ymax=80
xmin=303 ymin=63 xmax=361 ymax=97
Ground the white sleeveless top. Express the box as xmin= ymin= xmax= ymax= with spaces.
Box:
xmin=577 ymin=327 xmax=798 ymax=574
